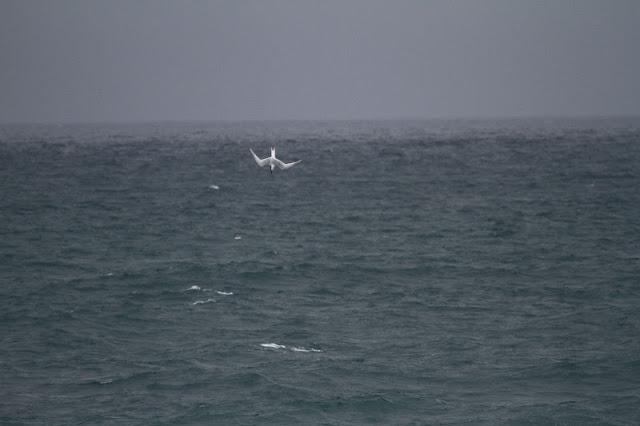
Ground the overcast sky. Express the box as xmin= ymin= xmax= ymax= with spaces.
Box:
xmin=1 ymin=0 xmax=639 ymax=123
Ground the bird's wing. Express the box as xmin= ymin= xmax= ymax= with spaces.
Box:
xmin=250 ymin=149 xmax=269 ymax=167
xmin=274 ymin=158 xmax=302 ymax=170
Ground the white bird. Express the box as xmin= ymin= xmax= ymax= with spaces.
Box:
xmin=250 ymin=146 xmax=301 ymax=174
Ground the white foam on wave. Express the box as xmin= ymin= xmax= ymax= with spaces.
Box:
xmin=186 ymin=285 xmax=201 ymax=291
xmin=291 ymin=347 xmax=322 ymax=353
xmin=259 ymin=343 xmax=322 ymax=353
xmin=215 ymin=290 xmax=233 ymax=296
xmin=260 ymin=343 xmax=286 ymax=349
xmin=234 ymin=235 xmax=242 ymax=240
xmin=209 ymin=184 xmax=220 ymax=190
xmin=192 ymin=298 xmax=215 ymax=305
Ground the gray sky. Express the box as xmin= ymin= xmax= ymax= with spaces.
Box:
xmin=1 ymin=0 xmax=639 ymax=123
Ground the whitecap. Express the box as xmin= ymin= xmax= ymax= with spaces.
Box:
xmin=260 ymin=343 xmax=286 ymax=350
xmin=291 ymin=347 xmax=322 ymax=353
xmin=186 ymin=285 xmax=201 ymax=291
xmin=192 ymin=298 xmax=215 ymax=305
xmin=105 ymin=272 xmax=114 ymax=277
xmin=234 ymin=235 xmax=242 ymax=240
xmin=209 ymin=184 xmax=220 ymax=190
xmin=215 ymin=290 xmax=233 ymax=296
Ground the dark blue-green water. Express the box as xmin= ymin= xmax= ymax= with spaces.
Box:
xmin=2 ymin=119 xmax=640 ymax=425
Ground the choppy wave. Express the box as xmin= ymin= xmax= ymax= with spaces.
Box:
xmin=260 ymin=343 xmax=322 ymax=353
xmin=191 ymin=298 xmax=215 ymax=305
xmin=260 ymin=343 xmax=286 ymax=349
xmin=290 ymin=346 xmax=322 ymax=353
xmin=3 ymin=119 xmax=640 ymax=425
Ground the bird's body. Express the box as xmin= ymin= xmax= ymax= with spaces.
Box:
xmin=250 ymin=147 xmax=301 ymax=174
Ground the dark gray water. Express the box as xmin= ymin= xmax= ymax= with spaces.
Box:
xmin=2 ymin=119 xmax=640 ymax=425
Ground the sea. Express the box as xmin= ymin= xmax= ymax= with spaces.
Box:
xmin=1 ymin=118 xmax=639 ymax=425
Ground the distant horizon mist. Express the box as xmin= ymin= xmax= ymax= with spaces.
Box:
xmin=1 ymin=0 xmax=639 ymax=123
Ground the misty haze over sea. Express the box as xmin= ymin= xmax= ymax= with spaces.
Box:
xmin=2 ymin=1 xmax=639 ymax=122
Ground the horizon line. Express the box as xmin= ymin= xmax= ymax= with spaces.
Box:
xmin=2 ymin=113 xmax=640 ymax=126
